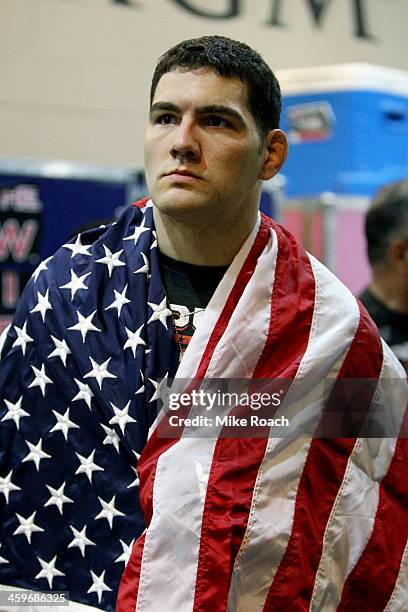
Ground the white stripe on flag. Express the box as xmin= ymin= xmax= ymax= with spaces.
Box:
xmin=176 ymin=215 xmax=262 ymax=379
xmin=205 ymin=228 xmax=278 ymax=379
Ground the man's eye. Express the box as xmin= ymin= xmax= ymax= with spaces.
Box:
xmin=156 ymin=114 xmax=175 ymax=125
xmin=207 ymin=116 xmax=229 ymax=128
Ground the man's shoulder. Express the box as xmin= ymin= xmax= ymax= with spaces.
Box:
xmin=34 ymin=203 xmax=147 ymax=284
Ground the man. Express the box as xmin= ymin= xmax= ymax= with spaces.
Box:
xmin=0 ymin=37 xmax=406 ymax=612
xmin=359 ymin=179 xmax=408 ymax=371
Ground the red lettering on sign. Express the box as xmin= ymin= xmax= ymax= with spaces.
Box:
xmin=0 ymin=219 xmax=39 ymax=262
xmin=2 ymin=270 xmax=19 ymax=309
xmin=0 ymin=316 xmax=12 ymax=336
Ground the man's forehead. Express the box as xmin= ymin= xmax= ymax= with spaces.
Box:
xmin=151 ymin=67 xmax=250 ymax=109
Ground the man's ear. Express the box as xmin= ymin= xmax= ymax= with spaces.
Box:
xmin=389 ymin=239 xmax=408 ymax=268
xmin=258 ymin=129 xmax=288 ymax=181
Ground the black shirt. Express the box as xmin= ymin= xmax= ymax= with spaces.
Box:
xmin=158 ymin=251 xmax=228 ymax=355
xmin=359 ymin=288 xmax=408 ymax=371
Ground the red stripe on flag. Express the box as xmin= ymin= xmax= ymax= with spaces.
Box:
xmin=116 ymin=533 xmax=146 ymax=612
xmin=192 ymin=223 xmax=316 ymax=611
xmin=262 ymin=303 xmax=383 ymax=611
xmin=337 ymin=411 xmax=408 ymax=612
xmin=119 ymin=215 xmax=272 ymax=608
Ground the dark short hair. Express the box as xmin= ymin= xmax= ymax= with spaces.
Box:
xmin=150 ymin=35 xmax=281 ymax=136
xmin=365 ymin=179 xmax=408 ymax=265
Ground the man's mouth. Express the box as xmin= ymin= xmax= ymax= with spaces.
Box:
xmin=163 ymin=168 xmax=202 ymax=181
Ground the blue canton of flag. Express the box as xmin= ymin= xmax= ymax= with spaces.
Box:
xmin=0 ymin=200 xmax=179 ymax=611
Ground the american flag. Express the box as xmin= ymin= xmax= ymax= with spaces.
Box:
xmin=118 ymin=213 xmax=407 ymax=611
xmin=0 ymin=198 xmax=179 ymax=611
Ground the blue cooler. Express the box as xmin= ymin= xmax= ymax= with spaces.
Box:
xmin=278 ymin=63 xmax=408 ymax=197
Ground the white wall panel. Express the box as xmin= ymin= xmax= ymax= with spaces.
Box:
xmin=0 ymin=0 xmax=407 ymax=166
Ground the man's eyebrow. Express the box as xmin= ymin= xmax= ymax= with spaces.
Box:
xmin=149 ymin=102 xmax=179 ymax=115
xmin=197 ymin=105 xmax=246 ymax=126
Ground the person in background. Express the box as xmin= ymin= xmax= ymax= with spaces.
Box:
xmin=359 ymin=179 xmax=408 ymax=371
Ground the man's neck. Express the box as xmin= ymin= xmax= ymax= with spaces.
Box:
xmin=153 ymin=206 xmax=258 ymax=266
xmin=369 ymin=273 xmax=408 ymax=315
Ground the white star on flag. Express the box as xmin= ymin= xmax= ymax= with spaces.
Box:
xmin=1 ymin=396 xmax=29 ymax=430
xmin=151 ymin=230 xmax=157 ymax=249
xmin=148 ymin=377 xmax=159 ymax=403
xmin=109 ymin=401 xmax=136 ymax=434
xmin=105 ymin=284 xmax=130 ymax=317
xmin=84 ymin=357 xmax=117 ymax=389
xmin=0 ymin=471 xmax=21 ymax=503
xmin=60 ymin=270 xmax=91 ymax=299
xmin=50 ymin=408 xmax=79 ymax=441
xmin=32 ymin=256 xmax=52 ymax=282
xmin=44 ymin=483 xmax=74 ymax=515
xmin=123 ymin=324 xmax=146 ymax=358
xmin=21 ymin=439 xmax=51 ymax=470
xmin=12 ymin=322 xmax=33 ymax=355
xmin=123 ymin=218 xmax=149 ymax=246
xmin=14 ymin=511 xmax=44 ymax=543
xmin=147 ymin=297 xmax=172 ymax=329
xmin=68 ymin=310 xmax=101 ymax=343
xmin=68 ymin=525 xmax=96 ymax=557
xmin=114 ymin=539 xmax=135 ymax=565
xmin=135 ymin=370 xmax=145 ymax=395
xmin=0 ymin=545 xmax=8 ymax=564
xmin=75 ymin=450 xmax=104 ymax=483
xmin=62 ymin=234 xmax=92 ymax=258
xmin=96 ymin=245 xmax=125 ymax=277
xmin=148 ymin=373 xmax=169 ymax=404
xmin=127 ymin=466 xmax=140 ymax=489
xmin=35 ymin=556 xmax=65 ymax=588
xmin=72 ymin=378 xmax=93 ymax=409
xmin=95 ymin=495 xmax=125 ymax=529
xmin=47 ymin=335 xmax=71 ymax=366
xmin=30 ymin=289 xmax=52 ymax=322
xmin=28 ymin=364 xmax=52 ymax=396
xmin=127 ymin=451 xmax=141 ymax=489
xmin=87 ymin=570 xmax=112 ymax=604
xmin=101 ymin=424 xmax=120 ymax=454
xmin=134 ymin=252 xmax=149 ymax=276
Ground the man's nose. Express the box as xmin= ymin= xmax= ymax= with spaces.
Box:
xmin=170 ymin=118 xmax=200 ymax=162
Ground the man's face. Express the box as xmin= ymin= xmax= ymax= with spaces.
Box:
xmin=144 ymin=68 xmax=269 ymax=224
